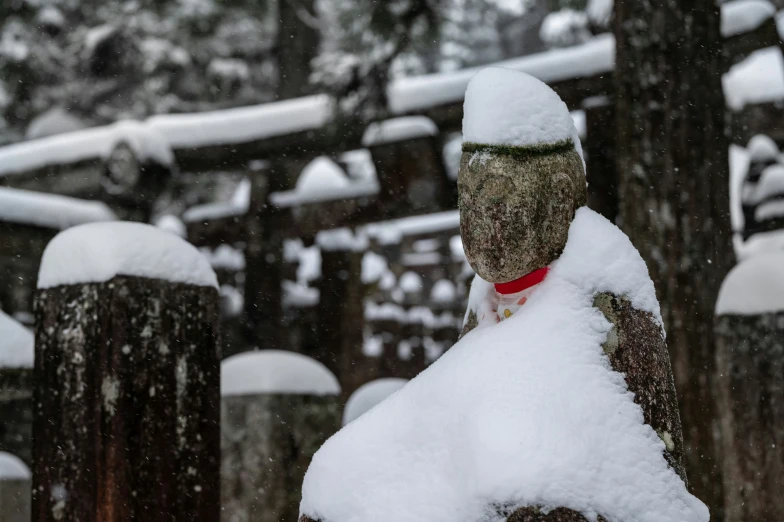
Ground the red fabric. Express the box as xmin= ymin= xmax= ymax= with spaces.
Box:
xmin=494 ymin=267 xmax=549 ymax=295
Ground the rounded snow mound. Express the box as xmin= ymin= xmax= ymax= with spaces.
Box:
xmin=297 ymin=157 xmax=350 ymax=194
xmin=221 ymin=350 xmax=341 ymax=397
xmin=462 ymin=67 xmax=584 ymax=163
xmin=0 ymin=311 xmax=34 ymax=369
xmin=154 ymin=214 xmax=187 ymax=238
xmin=343 ymin=378 xmax=409 ymax=426
xmin=754 ymin=164 xmax=784 ymax=202
xmin=38 ymin=221 xmax=218 ymax=289
xmin=747 ymin=134 xmax=779 ymax=162
xmin=716 ymin=251 xmax=784 ymax=316
xmin=0 ymin=452 xmax=30 ymax=480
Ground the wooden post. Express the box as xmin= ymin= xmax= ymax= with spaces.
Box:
xmin=220 ymin=350 xmax=341 ymax=522
xmin=0 ymin=312 xmax=34 ymax=466
xmin=32 ymin=222 xmax=221 ymax=522
xmin=0 ymin=451 xmax=31 ymax=522
xmin=714 ymin=253 xmax=784 ymax=522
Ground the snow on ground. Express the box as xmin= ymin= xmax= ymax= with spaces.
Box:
xmin=183 ymin=178 xmax=250 ymax=222
xmin=343 ymin=378 xmax=409 ymax=426
xmin=0 ymin=120 xmax=173 ymax=177
xmin=0 ymin=311 xmax=34 ymax=369
xmin=147 ymin=94 xmax=333 ymax=149
xmin=38 ymin=221 xmax=218 ymax=289
xmin=716 ymin=251 xmax=784 ymax=315
xmin=221 ymin=350 xmax=340 ymax=397
xmin=0 ymin=187 xmax=116 ymax=230
xmin=721 ymin=0 xmax=775 ymax=38
xmin=723 ymin=47 xmax=784 ymax=111
xmin=0 ymin=452 xmax=30 ymax=480
xmin=301 ymin=209 xmax=701 ymax=522
xmin=362 ymin=116 xmax=438 ymax=147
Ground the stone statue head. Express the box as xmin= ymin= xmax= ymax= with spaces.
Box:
xmin=458 ymin=68 xmax=587 ymax=284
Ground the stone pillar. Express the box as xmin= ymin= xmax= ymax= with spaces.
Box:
xmin=32 ymin=222 xmax=221 ymax=522
xmin=714 ymin=253 xmax=784 ymax=522
xmin=0 ymin=312 xmax=34 ymax=466
xmin=0 ymin=452 xmax=31 ymax=522
xmin=221 ymin=350 xmax=341 ymax=522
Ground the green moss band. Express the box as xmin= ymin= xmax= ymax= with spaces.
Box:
xmin=462 ymin=139 xmax=574 ymax=158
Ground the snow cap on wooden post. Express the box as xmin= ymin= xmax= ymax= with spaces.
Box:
xmin=221 ymin=350 xmax=341 ymax=522
xmin=0 ymin=313 xmax=34 ymax=465
xmin=714 ymin=252 xmax=784 ymax=522
xmin=0 ymin=451 xmax=31 ymax=522
xmin=33 ymin=221 xmax=220 ymax=522
xmin=459 ymin=67 xmax=587 ymax=284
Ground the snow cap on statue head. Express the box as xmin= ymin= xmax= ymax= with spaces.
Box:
xmin=457 ymin=67 xmax=587 ymax=285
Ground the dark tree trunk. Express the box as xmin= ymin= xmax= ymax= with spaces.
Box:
xmin=615 ymin=1 xmax=732 ymax=516
xmin=715 ymin=312 xmax=784 ymax=522
xmin=221 ymin=394 xmax=341 ymax=522
xmin=33 ymin=276 xmax=221 ymax=522
xmin=277 ymin=0 xmax=319 ymax=100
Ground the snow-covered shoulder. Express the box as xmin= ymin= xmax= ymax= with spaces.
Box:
xmin=716 ymin=251 xmax=784 ymax=316
xmin=0 ymin=311 xmax=34 ymax=369
xmin=301 ymin=208 xmax=701 ymax=522
xmin=221 ymin=350 xmax=340 ymax=397
xmin=343 ymin=378 xmax=408 ymax=426
xmin=0 ymin=452 xmax=30 ymax=480
xmin=37 ymin=222 xmax=218 ymax=289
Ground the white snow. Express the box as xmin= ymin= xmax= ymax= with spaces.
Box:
xmin=362 ymin=251 xmax=389 ymax=284
xmin=734 ymin=228 xmax=784 ymax=260
xmin=183 ymin=178 xmax=250 ymax=222
xmin=147 ymin=94 xmax=333 ymax=149
xmin=747 ymin=134 xmax=779 ymax=162
xmin=0 ymin=120 xmax=174 ymax=177
xmin=716 ymin=251 xmax=784 ymax=315
xmin=571 ymin=110 xmax=587 ymax=140
xmin=301 ymin=209 xmax=699 ymax=522
xmin=449 ymin=235 xmax=465 ymax=260
xmin=154 ymin=214 xmax=187 ymax=238
xmin=0 ymin=311 xmax=34 ymax=369
xmin=219 ymin=284 xmax=244 ymax=318
xmin=283 ymin=281 xmax=320 ymax=308
xmin=755 ymin=198 xmax=784 ymax=220
xmin=343 ymin=378 xmax=409 ymax=426
xmin=362 ymin=117 xmax=438 ymax=147
xmin=752 ymin=164 xmax=784 ymax=203
xmin=270 ymin=157 xmax=380 ymax=208
xmin=221 ymin=350 xmax=340 ymax=397
xmin=297 ymin=246 xmax=322 ymax=284
xmin=723 ymin=47 xmax=784 ymax=111
xmin=363 ymin=334 xmax=384 ymax=357
xmin=207 ymin=57 xmax=250 ymax=81
xmin=729 ymin=144 xmax=750 ymax=232
xmin=399 ymin=272 xmax=423 ymax=294
xmin=0 ymin=452 xmax=30 ymax=480
xmin=26 ymin=107 xmax=86 ymax=140
xmin=363 ymin=211 xmax=460 ymax=244
xmin=297 ymin=157 xmax=351 ymax=193
xmin=38 ymin=221 xmax=218 ymax=289
xmin=462 ymin=68 xmax=585 ymax=165
xmin=365 ymin=301 xmax=406 ymax=323
xmin=586 ymin=0 xmax=613 ymax=26
xmin=721 ymin=0 xmax=775 ymax=38
xmin=442 ymin=133 xmax=463 ymax=181
xmin=316 ymin=228 xmax=369 ymax=252
xmin=540 ymin=9 xmax=590 ymax=48
xmin=388 ymin=35 xmax=614 ymax=115
xmin=0 ymin=187 xmax=117 ymax=230
xmin=200 ymin=244 xmax=246 ymax=271
xmin=430 ymin=280 xmax=457 ymax=303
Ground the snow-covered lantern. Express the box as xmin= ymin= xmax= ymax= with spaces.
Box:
xmin=362 ymin=116 xmax=455 ymax=216
xmin=342 ymin=378 xmax=408 ymax=426
xmin=0 ymin=312 xmax=34 ymax=467
xmin=0 ymin=451 xmax=31 ymax=522
xmin=714 ymin=251 xmax=784 ymax=521
xmin=220 ymin=350 xmax=341 ymax=522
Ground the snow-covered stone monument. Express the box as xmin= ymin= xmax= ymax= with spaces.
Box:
xmin=715 ymin=251 xmax=784 ymax=522
xmin=33 ymin=222 xmax=221 ymax=522
xmin=0 ymin=312 xmax=34 ymax=465
xmin=299 ymin=68 xmax=707 ymax=522
xmin=221 ymin=350 xmax=341 ymax=522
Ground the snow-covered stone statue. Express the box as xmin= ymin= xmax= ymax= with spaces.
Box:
xmin=299 ymin=68 xmax=707 ymax=522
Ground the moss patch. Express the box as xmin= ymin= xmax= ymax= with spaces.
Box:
xmin=462 ymin=140 xmax=575 ymax=159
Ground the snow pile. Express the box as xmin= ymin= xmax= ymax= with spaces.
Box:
xmin=26 ymin=107 xmax=86 ymax=140
xmin=362 ymin=117 xmax=438 ymax=147
xmin=755 ymin=199 xmax=784 ymax=221
xmin=147 ymin=94 xmax=333 ymax=149
xmin=463 ymin=68 xmax=584 ymax=164
xmin=721 ymin=0 xmax=775 ymax=38
xmin=362 ymin=251 xmax=389 ymax=284
xmin=0 ymin=452 xmax=30 ymax=480
xmin=752 ymin=164 xmax=784 ymax=202
xmin=735 ymin=229 xmax=784 ymax=260
xmin=723 ymin=47 xmax=784 ymax=111
xmin=586 ymin=0 xmax=613 ymax=26
xmin=747 ymin=134 xmax=779 ymax=162
xmin=298 ymin=246 xmax=323 ymax=284
xmin=399 ymin=272 xmax=423 ymax=294
xmin=317 ymin=228 xmax=369 ymax=252
xmin=154 ymin=214 xmax=187 ymax=238
xmin=716 ymin=251 xmax=784 ymax=315
xmin=431 ymin=280 xmax=457 ymax=303
xmin=540 ymin=9 xmax=590 ymax=49
xmin=0 ymin=311 xmax=34 ymax=369
xmin=0 ymin=187 xmax=117 ymax=230
xmin=183 ymin=178 xmax=251 ymax=222
xmin=343 ymin=378 xmax=409 ymax=426
xmin=442 ymin=134 xmax=463 ymax=181
xmin=297 ymin=157 xmax=351 ymax=193
xmin=220 ymin=284 xmax=244 ymax=318
xmin=221 ymin=350 xmax=340 ymax=397
xmin=0 ymin=120 xmax=173 ymax=178
xmin=271 ymin=156 xmax=378 ymax=208
xmin=301 ymin=209 xmax=703 ymax=522
xmin=283 ymin=281 xmax=320 ymax=308
xmin=363 ymin=335 xmax=384 ymax=358
xmin=200 ymin=244 xmax=246 ymax=271
xmin=363 ymin=211 xmax=460 ymax=245
xmin=38 ymin=221 xmax=218 ymax=289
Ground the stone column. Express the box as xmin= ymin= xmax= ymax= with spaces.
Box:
xmin=221 ymin=350 xmax=341 ymax=522
xmin=0 ymin=312 xmax=34 ymax=466
xmin=0 ymin=451 xmax=31 ymax=522
xmin=714 ymin=253 xmax=784 ymax=522
xmin=33 ymin=222 xmax=221 ymax=522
